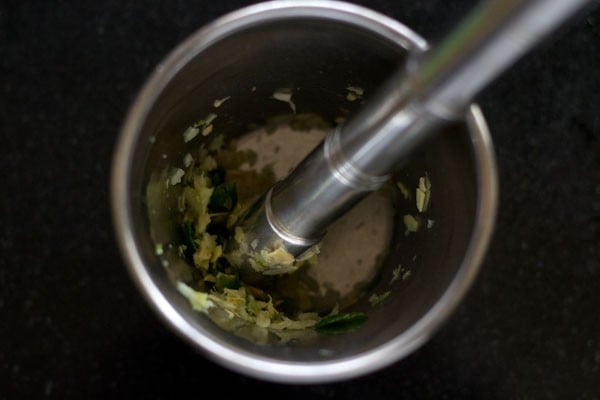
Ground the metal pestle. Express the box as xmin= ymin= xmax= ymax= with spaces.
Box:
xmin=228 ymin=0 xmax=592 ymax=279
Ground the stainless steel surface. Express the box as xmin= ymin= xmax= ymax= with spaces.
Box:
xmin=234 ymin=0 xmax=591 ymax=275
xmin=111 ymin=0 xmax=498 ymax=383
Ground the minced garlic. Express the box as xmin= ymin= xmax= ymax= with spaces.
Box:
xmin=183 ymin=126 xmax=200 ymax=143
xmin=213 ymin=96 xmax=231 ymax=108
xmin=396 ymin=181 xmax=411 ymax=200
xmin=169 ymin=168 xmax=185 ymax=186
xmin=177 ymin=281 xmax=319 ymax=330
xmin=272 ymin=88 xmax=296 ymax=113
xmin=345 ymin=85 xmax=364 ymax=102
xmin=416 ymin=174 xmax=431 ymax=212
xmin=201 ymin=124 xmax=213 ymax=136
xmin=183 ymin=153 xmax=194 ymax=168
xmin=368 ymin=291 xmax=390 ymax=307
xmin=403 ymin=214 xmax=421 ymax=235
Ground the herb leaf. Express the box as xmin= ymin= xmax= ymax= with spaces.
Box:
xmin=208 ymin=182 xmax=237 ymax=213
xmin=180 ymin=222 xmax=198 ymax=251
xmin=314 ymin=312 xmax=367 ymax=334
xmin=215 ymin=272 xmax=241 ymax=291
xmin=207 ymin=168 xmax=225 ymax=187
xmin=179 ymin=222 xmax=198 ymax=264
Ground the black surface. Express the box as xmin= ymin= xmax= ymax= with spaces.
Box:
xmin=2 ymin=1 xmax=599 ymax=398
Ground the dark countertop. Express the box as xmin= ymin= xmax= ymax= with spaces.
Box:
xmin=1 ymin=1 xmax=599 ymax=398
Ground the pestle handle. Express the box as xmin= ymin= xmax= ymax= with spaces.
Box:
xmin=230 ymin=0 xmax=593 ymax=278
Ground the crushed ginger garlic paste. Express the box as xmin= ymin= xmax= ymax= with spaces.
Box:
xmin=146 ymin=104 xmax=429 ymax=342
xmin=166 ymin=135 xmax=323 ymax=331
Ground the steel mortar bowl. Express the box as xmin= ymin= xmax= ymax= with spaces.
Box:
xmin=111 ymin=0 xmax=498 ymax=384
